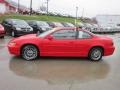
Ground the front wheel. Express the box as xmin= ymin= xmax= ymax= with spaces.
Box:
xmin=21 ymin=45 xmax=38 ymax=61
xmin=88 ymin=47 xmax=103 ymax=61
xmin=0 ymin=36 xmax=4 ymax=38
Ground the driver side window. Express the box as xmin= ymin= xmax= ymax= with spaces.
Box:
xmin=52 ymin=30 xmax=76 ymax=39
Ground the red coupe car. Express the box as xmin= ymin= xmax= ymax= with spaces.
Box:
xmin=0 ymin=24 xmax=5 ymax=38
xmin=8 ymin=27 xmax=115 ymax=61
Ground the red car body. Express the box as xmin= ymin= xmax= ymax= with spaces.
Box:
xmin=0 ymin=24 xmax=5 ymax=38
xmin=8 ymin=27 xmax=115 ymax=60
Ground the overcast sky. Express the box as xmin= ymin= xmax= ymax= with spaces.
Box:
xmin=12 ymin=0 xmax=120 ymax=18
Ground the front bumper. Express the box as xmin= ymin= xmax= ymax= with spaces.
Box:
xmin=15 ymin=30 xmax=33 ymax=36
xmin=8 ymin=45 xmax=20 ymax=56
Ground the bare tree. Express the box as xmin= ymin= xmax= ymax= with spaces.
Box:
xmin=40 ymin=5 xmax=47 ymax=12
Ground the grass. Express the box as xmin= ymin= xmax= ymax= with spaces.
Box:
xmin=0 ymin=14 xmax=80 ymax=24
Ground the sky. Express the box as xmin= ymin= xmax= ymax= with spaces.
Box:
xmin=12 ymin=0 xmax=120 ymax=18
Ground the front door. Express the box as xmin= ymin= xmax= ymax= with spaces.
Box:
xmin=41 ymin=29 xmax=77 ymax=56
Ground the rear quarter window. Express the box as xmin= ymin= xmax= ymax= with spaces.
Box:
xmin=78 ymin=31 xmax=92 ymax=39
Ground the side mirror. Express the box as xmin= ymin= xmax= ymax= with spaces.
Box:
xmin=46 ymin=35 xmax=53 ymax=40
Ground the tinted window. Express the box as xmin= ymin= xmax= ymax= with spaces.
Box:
xmin=28 ymin=21 xmax=36 ymax=26
xmin=52 ymin=30 xmax=76 ymax=39
xmin=53 ymin=22 xmax=63 ymax=27
xmin=78 ymin=31 xmax=92 ymax=39
xmin=12 ymin=20 xmax=28 ymax=26
xmin=4 ymin=20 xmax=12 ymax=24
xmin=67 ymin=23 xmax=75 ymax=27
xmin=117 ymin=24 xmax=120 ymax=26
xmin=37 ymin=21 xmax=49 ymax=27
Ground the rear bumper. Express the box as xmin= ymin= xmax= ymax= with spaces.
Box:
xmin=104 ymin=46 xmax=115 ymax=56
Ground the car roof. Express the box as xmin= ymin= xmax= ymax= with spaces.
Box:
xmin=54 ymin=27 xmax=95 ymax=35
xmin=27 ymin=20 xmax=36 ymax=22
xmin=27 ymin=20 xmax=46 ymax=22
xmin=54 ymin=27 xmax=84 ymax=31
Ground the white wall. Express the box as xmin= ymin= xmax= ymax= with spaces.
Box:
xmin=96 ymin=15 xmax=120 ymax=27
xmin=0 ymin=3 xmax=6 ymax=14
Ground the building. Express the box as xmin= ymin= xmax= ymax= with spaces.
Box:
xmin=96 ymin=15 xmax=120 ymax=28
xmin=0 ymin=0 xmax=29 ymax=14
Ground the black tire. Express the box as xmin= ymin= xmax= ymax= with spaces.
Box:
xmin=88 ymin=47 xmax=103 ymax=61
xmin=0 ymin=36 xmax=4 ymax=38
xmin=21 ymin=45 xmax=38 ymax=61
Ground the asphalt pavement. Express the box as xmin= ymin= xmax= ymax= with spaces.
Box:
xmin=0 ymin=34 xmax=120 ymax=90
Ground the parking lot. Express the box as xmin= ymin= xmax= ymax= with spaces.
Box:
xmin=0 ymin=34 xmax=120 ymax=90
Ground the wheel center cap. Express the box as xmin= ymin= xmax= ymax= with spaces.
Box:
xmin=27 ymin=50 xmax=34 ymax=56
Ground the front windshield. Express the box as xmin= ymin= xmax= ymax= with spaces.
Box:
xmin=37 ymin=21 xmax=49 ymax=27
xmin=12 ymin=20 xmax=28 ymax=26
xmin=38 ymin=29 xmax=55 ymax=37
xmin=67 ymin=23 xmax=75 ymax=27
xmin=54 ymin=22 xmax=63 ymax=27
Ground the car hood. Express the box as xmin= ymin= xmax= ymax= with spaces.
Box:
xmin=39 ymin=26 xmax=52 ymax=29
xmin=18 ymin=34 xmax=37 ymax=39
xmin=9 ymin=34 xmax=42 ymax=46
xmin=14 ymin=25 xmax=31 ymax=28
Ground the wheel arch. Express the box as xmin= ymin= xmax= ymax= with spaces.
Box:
xmin=20 ymin=43 xmax=40 ymax=56
xmin=88 ymin=46 xmax=104 ymax=56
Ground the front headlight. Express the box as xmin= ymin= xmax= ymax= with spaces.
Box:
xmin=42 ymin=28 xmax=46 ymax=31
xmin=16 ymin=28 xmax=22 ymax=31
xmin=8 ymin=42 xmax=16 ymax=46
xmin=30 ymin=28 xmax=33 ymax=31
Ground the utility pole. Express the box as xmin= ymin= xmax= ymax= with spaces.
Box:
xmin=46 ymin=0 xmax=49 ymax=15
xmin=30 ymin=0 xmax=32 ymax=15
xmin=18 ymin=0 xmax=20 ymax=13
xmin=75 ymin=6 xmax=78 ymax=26
xmin=82 ymin=8 xmax=84 ymax=18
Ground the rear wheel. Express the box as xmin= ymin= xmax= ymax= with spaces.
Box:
xmin=21 ymin=45 xmax=38 ymax=61
xmin=88 ymin=47 xmax=103 ymax=61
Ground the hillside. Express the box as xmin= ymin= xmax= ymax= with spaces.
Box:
xmin=0 ymin=14 xmax=80 ymax=24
